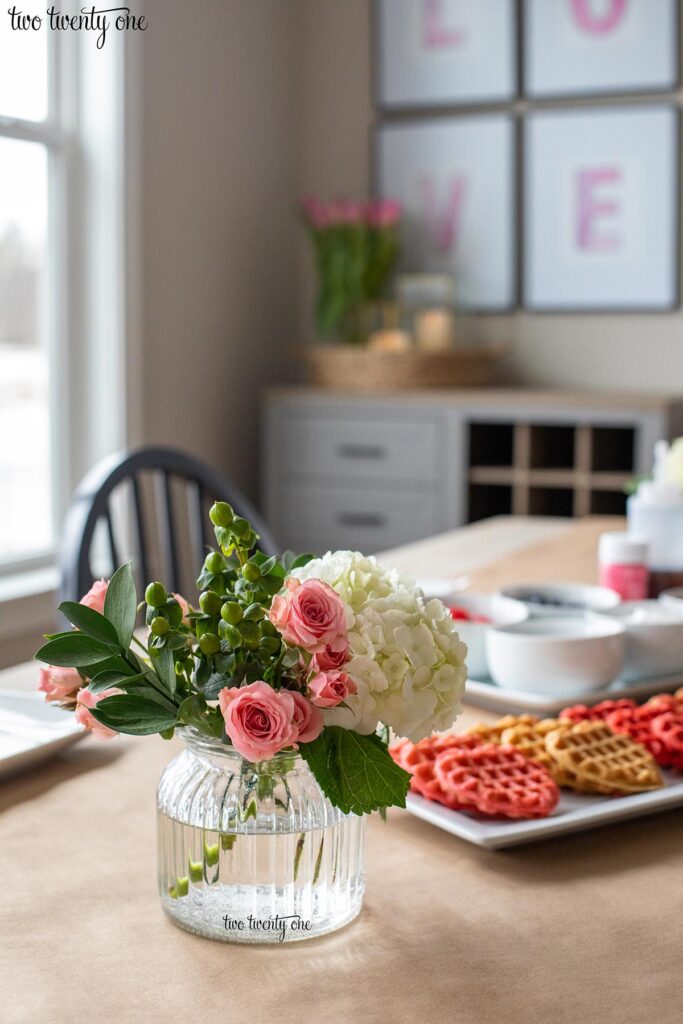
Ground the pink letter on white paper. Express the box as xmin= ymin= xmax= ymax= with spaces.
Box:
xmin=418 ymin=174 xmax=468 ymax=256
xmin=422 ymin=0 xmax=465 ymax=49
xmin=570 ymin=0 xmax=627 ymax=34
xmin=575 ymin=167 xmax=622 ymax=252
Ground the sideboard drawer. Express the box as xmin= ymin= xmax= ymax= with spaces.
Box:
xmin=283 ymin=414 xmax=440 ymax=485
xmin=279 ymin=483 xmax=440 ymax=555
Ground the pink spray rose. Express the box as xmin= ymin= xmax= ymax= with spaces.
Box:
xmin=80 ymin=579 xmax=109 ymax=615
xmin=269 ymin=577 xmax=347 ymax=655
xmin=218 ymin=681 xmax=299 ymax=762
xmin=38 ymin=666 xmax=82 ymax=704
xmin=290 ymin=691 xmax=324 ymax=744
xmin=312 ymin=641 xmax=349 ymax=673
xmin=172 ymin=593 xmax=190 ymax=623
xmin=74 ymin=687 xmax=122 ymax=741
xmin=309 ymin=670 xmax=357 ymax=709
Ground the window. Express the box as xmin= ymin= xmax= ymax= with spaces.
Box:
xmin=0 ymin=14 xmax=130 ymax=580
xmin=0 ymin=20 xmax=61 ymax=570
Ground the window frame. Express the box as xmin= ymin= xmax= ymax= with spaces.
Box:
xmin=0 ymin=23 xmax=132 ymax=583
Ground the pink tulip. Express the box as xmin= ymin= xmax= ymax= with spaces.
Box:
xmin=366 ymin=198 xmax=401 ymax=228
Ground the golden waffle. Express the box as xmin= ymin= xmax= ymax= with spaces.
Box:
xmin=500 ymin=719 xmax=578 ymax=788
xmin=464 ymin=714 xmax=538 ymax=744
xmin=545 ymin=721 xmax=664 ymax=795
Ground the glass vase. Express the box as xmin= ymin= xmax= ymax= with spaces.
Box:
xmin=157 ymin=729 xmax=366 ymax=943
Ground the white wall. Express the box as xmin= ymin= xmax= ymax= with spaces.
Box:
xmin=130 ymin=0 xmax=301 ymax=498
xmin=295 ymin=0 xmax=683 ymax=394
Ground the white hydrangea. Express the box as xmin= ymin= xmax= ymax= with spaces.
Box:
xmin=296 ymin=551 xmax=467 ymax=742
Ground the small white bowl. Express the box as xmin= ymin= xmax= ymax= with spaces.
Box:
xmin=486 ymin=615 xmax=625 ymax=696
xmin=442 ymin=592 xmax=528 ymax=680
xmin=602 ymin=600 xmax=683 ymax=682
xmin=659 ymin=587 xmax=683 ymax=612
xmin=499 ymin=582 xmax=621 ymax=617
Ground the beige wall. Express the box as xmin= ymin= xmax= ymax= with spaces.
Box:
xmin=132 ymin=0 xmax=301 ymax=499
xmin=295 ymin=0 xmax=683 ymax=394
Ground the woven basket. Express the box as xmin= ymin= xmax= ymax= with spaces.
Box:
xmin=300 ymin=343 xmax=508 ymax=392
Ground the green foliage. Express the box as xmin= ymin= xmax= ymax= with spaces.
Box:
xmin=58 ymin=602 xmax=120 ymax=648
xmin=88 ymin=694 xmax=177 ymax=736
xmin=104 ymin=563 xmax=138 ymax=649
xmin=35 ymin=633 xmax=114 ymax=668
xmin=300 ymin=727 xmax=411 ymax=815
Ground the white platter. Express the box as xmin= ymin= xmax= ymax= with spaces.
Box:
xmin=406 ymin=771 xmax=683 ymax=849
xmin=464 ymin=671 xmax=683 ymax=715
xmin=0 ymin=690 xmax=84 ymax=782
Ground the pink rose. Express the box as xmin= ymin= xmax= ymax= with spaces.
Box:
xmin=309 ymin=670 xmax=357 ymax=709
xmin=269 ymin=577 xmax=347 ymax=654
xmin=80 ymin=579 xmax=109 ymax=615
xmin=218 ymin=681 xmax=299 ymax=763
xmin=38 ymin=666 xmax=82 ymax=704
xmin=290 ymin=691 xmax=324 ymax=744
xmin=172 ymin=593 xmax=190 ymax=623
xmin=312 ymin=641 xmax=349 ymax=672
xmin=75 ymin=687 xmax=122 ymax=741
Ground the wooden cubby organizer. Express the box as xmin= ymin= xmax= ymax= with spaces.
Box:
xmin=467 ymin=422 xmax=637 ymax=520
xmin=263 ymin=388 xmax=683 ymax=555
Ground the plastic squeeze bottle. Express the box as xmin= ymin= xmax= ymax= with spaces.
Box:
xmin=627 ymin=440 xmax=683 ymax=596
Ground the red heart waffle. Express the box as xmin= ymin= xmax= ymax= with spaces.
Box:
xmin=605 ymin=705 xmax=670 ymax=766
xmin=651 ymin=712 xmax=683 ymax=771
xmin=559 ymin=698 xmax=636 ymax=724
xmin=434 ymin=743 xmax=560 ymax=819
xmin=389 ymin=734 xmax=483 ymax=803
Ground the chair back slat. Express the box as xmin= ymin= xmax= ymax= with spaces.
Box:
xmin=131 ymin=475 xmax=150 ymax=591
xmin=59 ymin=446 xmax=278 ymax=604
xmin=186 ymin=480 xmax=207 ymax=576
xmin=156 ymin=471 xmax=180 ymax=593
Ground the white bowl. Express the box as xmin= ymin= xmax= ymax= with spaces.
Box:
xmin=486 ymin=615 xmax=625 ymax=696
xmin=442 ymin=592 xmax=528 ymax=681
xmin=659 ymin=587 xmax=683 ymax=612
xmin=498 ymin=582 xmax=621 ymax=616
xmin=602 ymin=600 xmax=683 ymax=682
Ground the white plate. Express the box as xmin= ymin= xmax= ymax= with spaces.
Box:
xmin=464 ymin=671 xmax=683 ymax=715
xmin=406 ymin=771 xmax=683 ymax=849
xmin=0 ymin=690 xmax=84 ymax=782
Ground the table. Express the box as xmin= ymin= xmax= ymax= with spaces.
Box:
xmin=2 ymin=517 xmax=682 ymax=1024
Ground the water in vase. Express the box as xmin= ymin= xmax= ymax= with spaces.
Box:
xmin=158 ymin=810 xmax=366 ymax=943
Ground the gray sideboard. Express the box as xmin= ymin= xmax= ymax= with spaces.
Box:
xmin=262 ymin=388 xmax=683 ymax=555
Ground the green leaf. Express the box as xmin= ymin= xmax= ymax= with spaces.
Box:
xmin=104 ymin=562 xmax=137 ymax=649
xmin=88 ymin=670 xmax=145 ymax=694
xmin=35 ymin=633 xmax=114 ymax=668
xmin=81 ymin=655 xmax=137 ymax=678
xmin=155 ymin=647 xmax=176 ymax=696
xmin=177 ymin=694 xmax=223 ymax=738
xmin=201 ymin=672 xmax=230 ymax=700
xmin=58 ymin=601 xmax=121 ymax=648
xmin=299 ymin=727 xmax=411 ymax=816
xmin=89 ymin=694 xmax=177 ymax=736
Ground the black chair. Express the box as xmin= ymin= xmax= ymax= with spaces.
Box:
xmin=59 ymin=445 xmax=278 ymax=603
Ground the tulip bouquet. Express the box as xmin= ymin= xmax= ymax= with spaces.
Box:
xmin=302 ymin=196 xmax=402 ymax=343
xmin=36 ymin=503 xmax=467 ymax=816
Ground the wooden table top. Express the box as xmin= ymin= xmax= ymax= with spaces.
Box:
xmin=2 ymin=516 xmax=681 ymax=1024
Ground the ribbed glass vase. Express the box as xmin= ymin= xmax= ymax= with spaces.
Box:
xmin=157 ymin=729 xmax=366 ymax=943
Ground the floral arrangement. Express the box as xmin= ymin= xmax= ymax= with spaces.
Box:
xmin=302 ymin=196 xmax=401 ymax=343
xmin=36 ymin=503 xmax=467 ymax=816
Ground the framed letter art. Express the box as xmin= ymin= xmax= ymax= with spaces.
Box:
xmin=376 ymin=115 xmax=516 ymax=310
xmin=375 ymin=0 xmax=517 ymax=108
xmin=523 ymin=0 xmax=679 ymax=98
xmin=524 ymin=106 xmax=679 ymax=311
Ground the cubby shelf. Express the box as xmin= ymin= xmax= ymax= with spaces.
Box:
xmin=467 ymin=422 xmax=634 ymax=521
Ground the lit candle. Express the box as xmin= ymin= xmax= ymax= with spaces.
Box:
xmin=415 ymin=308 xmax=455 ymax=351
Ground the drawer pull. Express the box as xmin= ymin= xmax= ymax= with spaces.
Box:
xmin=336 ymin=443 xmax=387 ymax=460
xmin=337 ymin=512 xmax=387 ymax=528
